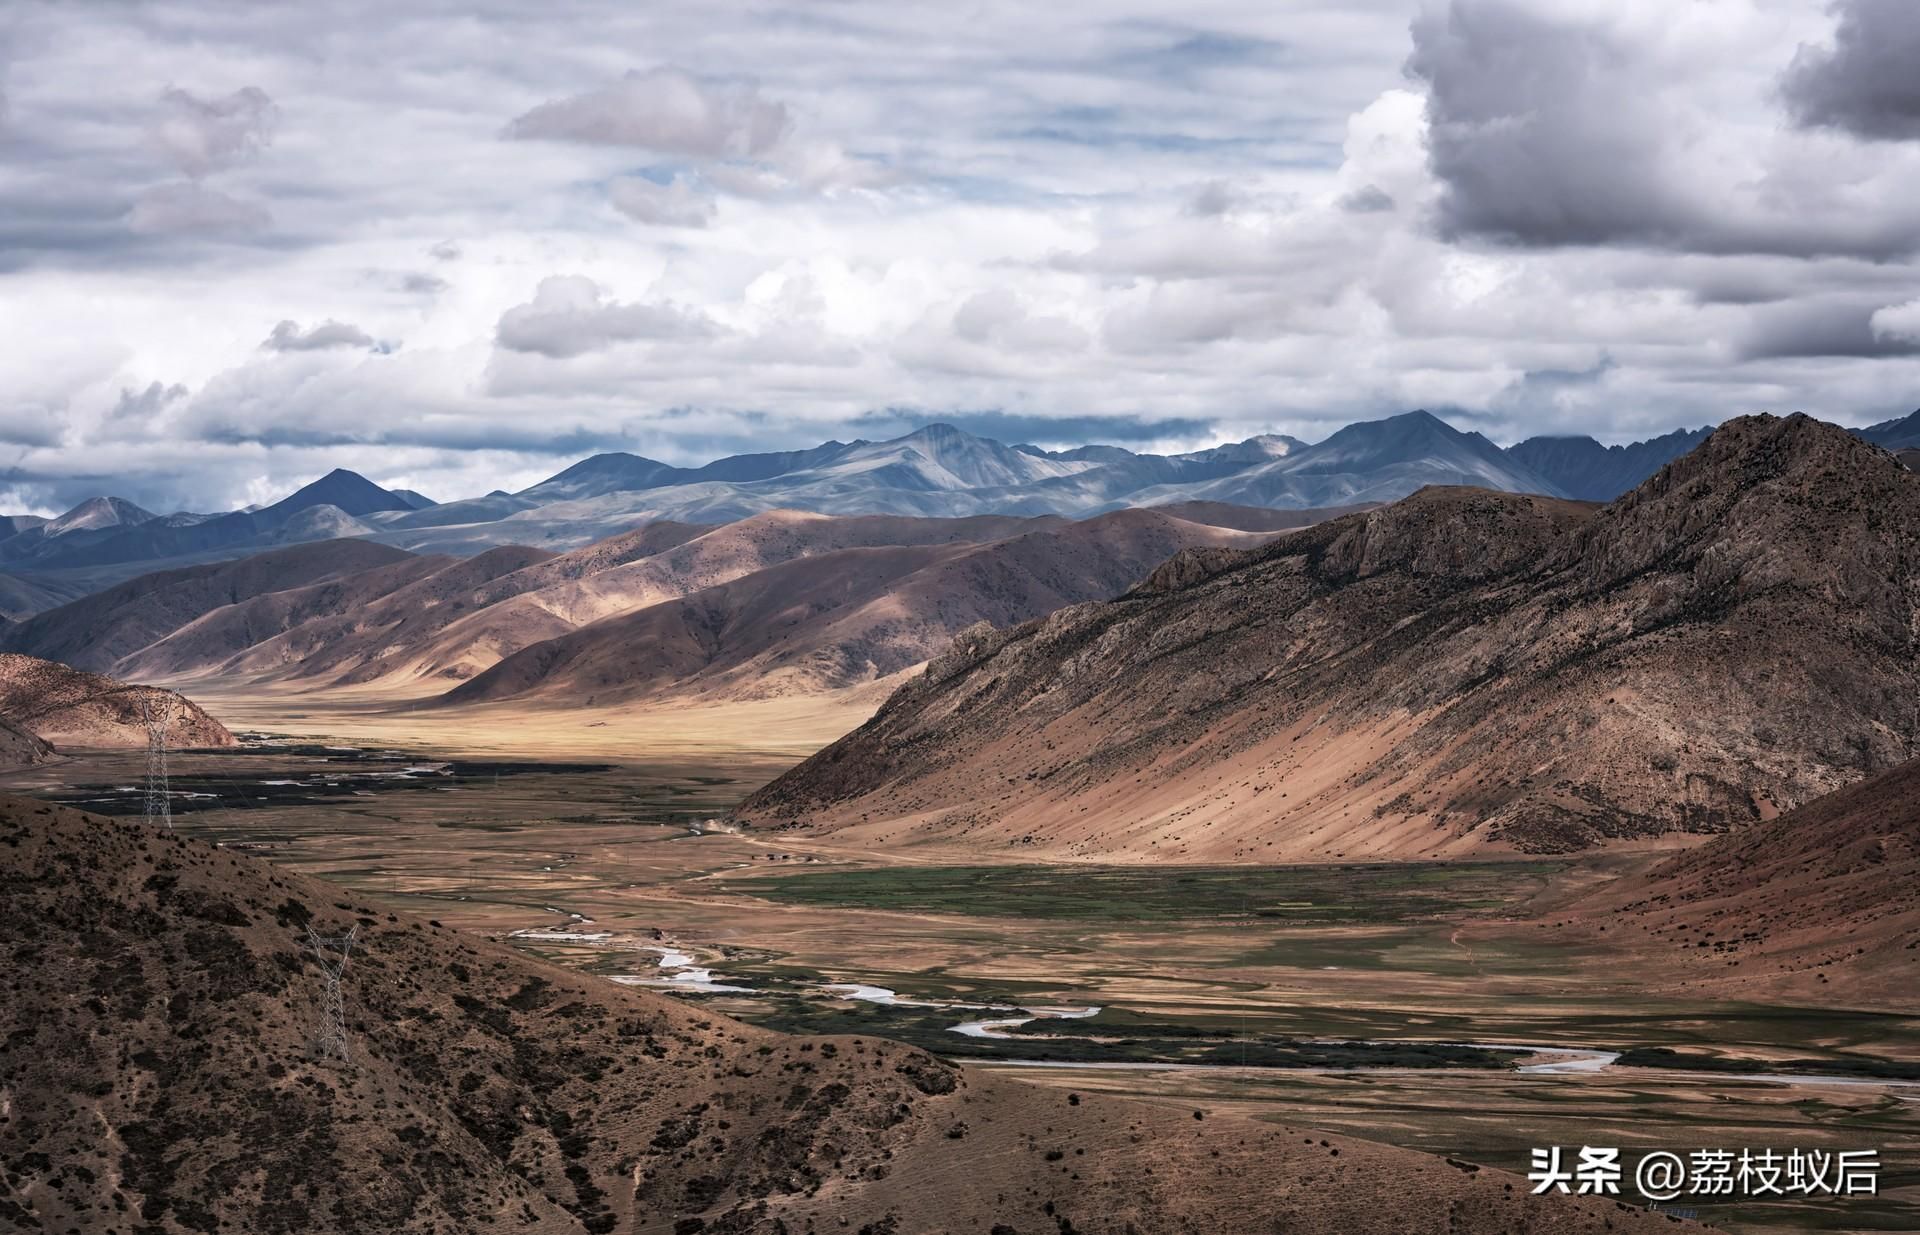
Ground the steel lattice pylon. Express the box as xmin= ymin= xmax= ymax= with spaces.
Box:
xmin=306 ymin=923 xmax=358 ymax=1065
xmin=141 ymin=693 xmax=174 ymax=831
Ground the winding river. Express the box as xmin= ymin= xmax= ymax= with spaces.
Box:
xmin=506 ymin=921 xmax=1918 ymax=1090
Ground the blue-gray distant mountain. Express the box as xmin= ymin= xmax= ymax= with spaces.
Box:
xmin=1126 ymin=411 xmax=1566 ymax=509
xmin=1855 ymin=409 xmax=1920 ymax=450
xmin=1507 ymin=427 xmax=1713 ymax=501
xmin=7 ymin=412 xmax=1873 ymax=610
xmin=514 ymin=441 xmax=859 ymax=502
xmin=0 ymin=498 xmax=163 ymax=568
xmin=260 ymin=468 xmax=415 ymax=521
xmin=0 ymin=469 xmax=415 ymax=575
xmin=378 ymin=424 xmax=1298 ymax=552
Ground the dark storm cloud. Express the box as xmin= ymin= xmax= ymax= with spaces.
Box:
xmin=150 ymin=86 xmax=278 ymax=178
xmin=1406 ymin=1 xmax=1686 ymax=248
xmin=1183 ymin=180 xmax=1238 ymax=217
xmin=1735 ymin=297 xmax=1920 ymax=360
xmin=1405 ymin=0 xmax=1920 ymax=259
xmin=1338 ymin=183 xmax=1395 ymax=213
xmin=1781 ymin=0 xmax=1920 ymax=141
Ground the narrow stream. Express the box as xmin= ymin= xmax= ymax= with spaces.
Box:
xmin=504 ymin=918 xmax=1919 ymax=1090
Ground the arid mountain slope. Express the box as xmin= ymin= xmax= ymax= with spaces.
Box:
xmin=322 ymin=514 xmax=1046 ymax=691
xmin=1557 ymin=757 xmax=1920 ymax=1006
xmin=469 ymin=510 xmax=1050 ymax=633
xmin=0 ymin=796 xmax=1667 ymax=1235
xmin=0 ymin=654 xmax=234 ymax=749
xmin=435 ymin=508 xmax=1268 ymax=708
xmin=120 ymin=543 xmax=560 ymax=686
xmin=739 ymin=416 xmax=1920 ymax=860
xmin=0 ymin=539 xmax=421 ymax=673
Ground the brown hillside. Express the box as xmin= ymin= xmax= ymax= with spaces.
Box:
xmin=1558 ymin=757 xmax=1920 ymax=1006
xmin=0 ymin=539 xmax=421 ymax=673
xmin=0 ymin=795 xmax=1675 ymax=1234
xmin=1151 ymin=499 xmax=1379 ymax=531
xmin=432 ymin=508 xmax=1268 ymax=708
xmin=0 ymin=654 xmax=234 ymax=749
xmin=337 ymin=512 xmax=1052 ymax=691
xmin=738 ymin=416 xmax=1920 ymax=859
xmin=132 ymin=544 xmax=561 ymax=686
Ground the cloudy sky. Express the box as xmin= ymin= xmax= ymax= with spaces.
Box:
xmin=3 ymin=0 xmax=1919 ymax=514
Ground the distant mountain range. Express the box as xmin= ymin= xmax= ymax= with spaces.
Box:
xmin=2 ymin=409 xmax=1914 ymax=612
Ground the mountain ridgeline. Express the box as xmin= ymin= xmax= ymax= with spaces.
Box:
xmin=737 ymin=415 xmax=1920 ymax=859
xmin=0 ymin=410 xmax=1796 ymax=593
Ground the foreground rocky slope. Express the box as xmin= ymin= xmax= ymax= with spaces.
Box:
xmin=0 ymin=653 xmax=233 ymax=755
xmin=0 ymin=796 xmax=1669 ymax=1234
xmin=739 ymin=415 xmax=1920 ymax=859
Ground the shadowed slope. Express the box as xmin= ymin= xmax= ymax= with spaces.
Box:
xmin=0 ymin=716 xmax=51 ymax=770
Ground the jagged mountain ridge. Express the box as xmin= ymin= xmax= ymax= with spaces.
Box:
xmin=1507 ymin=426 xmax=1714 ymax=501
xmin=737 ymin=415 xmax=1920 ymax=860
xmin=0 ymin=467 xmax=418 ymax=577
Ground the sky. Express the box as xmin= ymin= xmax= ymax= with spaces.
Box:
xmin=2 ymin=0 xmax=1919 ymax=514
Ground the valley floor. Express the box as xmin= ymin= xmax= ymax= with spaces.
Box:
xmin=8 ymin=735 xmax=1915 ymax=1234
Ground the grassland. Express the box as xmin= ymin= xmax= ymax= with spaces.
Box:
xmin=733 ymin=860 xmax=1565 ymax=922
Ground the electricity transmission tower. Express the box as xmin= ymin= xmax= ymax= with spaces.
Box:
xmin=306 ymin=924 xmax=358 ymax=1065
xmin=141 ymin=693 xmax=174 ymax=831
